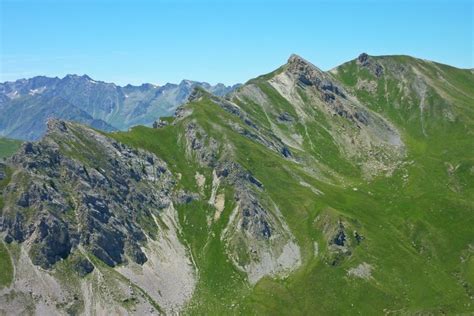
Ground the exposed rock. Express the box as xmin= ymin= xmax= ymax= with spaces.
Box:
xmin=287 ymin=54 xmax=346 ymax=98
xmin=277 ymin=112 xmax=294 ymax=123
xmin=0 ymin=163 xmax=6 ymax=180
xmin=222 ymin=189 xmax=301 ymax=284
xmin=348 ymin=262 xmax=373 ymax=279
xmin=70 ymin=255 xmax=95 ymax=277
xmin=152 ymin=119 xmax=169 ymax=128
xmin=174 ymin=189 xmax=199 ymax=204
xmin=194 ymin=172 xmax=206 ymax=191
xmin=0 ymin=119 xmax=200 ymax=314
xmin=314 ymin=211 xmax=364 ymax=266
xmin=228 ymin=122 xmax=294 ymax=160
xmin=187 ymin=86 xmax=207 ymax=103
xmin=214 ymin=160 xmax=301 ymax=283
xmin=28 ymin=215 xmax=72 ymax=269
xmin=1 ymin=120 xmax=176 ymax=268
xmin=182 ymin=125 xmax=301 ymax=283
xmin=257 ymin=53 xmax=405 ymax=179
xmin=357 ymin=52 xmax=370 ymax=65
xmin=213 ymin=193 xmax=225 ymax=221
xmin=215 ymin=161 xmax=263 ymax=190
xmin=357 ymin=53 xmax=384 ymax=77
xmin=184 ymin=122 xmax=219 ymax=167
xmin=116 ymin=204 xmax=197 ymax=313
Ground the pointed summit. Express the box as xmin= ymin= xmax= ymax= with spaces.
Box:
xmin=355 ymin=52 xmax=384 ymax=77
xmin=288 ymin=54 xmax=310 ymax=65
xmin=284 ymin=54 xmax=329 ymax=88
xmin=286 ymin=53 xmax=324 ymax=75
xmin=287 ymin=54 xmax=321 ymax=70
xmin=357 ymin=52 xmax=370 ymax=64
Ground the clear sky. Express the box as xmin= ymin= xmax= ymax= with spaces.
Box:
xmin=1 ymin=0 xmax=472 ymax=86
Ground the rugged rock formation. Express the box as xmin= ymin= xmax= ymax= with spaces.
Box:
xmin=0 ymin=120 xmax=196 ymax=314
xmin=2 ymin=120 xmax=176 ymax=269
xmin=182 ymin=120 xmax=302 ymax=283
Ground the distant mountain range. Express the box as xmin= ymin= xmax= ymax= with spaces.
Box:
xmin=0 ymin=75 xmax=240 ymax=140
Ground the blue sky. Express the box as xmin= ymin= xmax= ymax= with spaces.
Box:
xmin=1 ymin=0 xmax=472 ymax=85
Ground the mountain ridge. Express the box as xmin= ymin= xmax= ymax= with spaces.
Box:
xmin=0 ymin=53 xmax=473 ymax=314
xmin=0 ymin=74 xmax=240 ymax=140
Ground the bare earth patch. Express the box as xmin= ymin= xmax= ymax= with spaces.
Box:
xmin=348 ymin=262 xmax=373 ymax=280
xmin=213 ymin=193 xmax=225 ymax=221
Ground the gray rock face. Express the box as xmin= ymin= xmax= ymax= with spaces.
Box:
xmin=357 ymin=53 xmax=384 ymax=77
xmin=184 ymin=121 xmax=219 ymax=167
xmin=189 ymin=91 xmax=295 ymax=161
xmin=181 ymin=120 xmax=301 ymax=283
xmin=70 ymin=254 xmax=95 ymax=277
xmin=1 ymin=120 xmax=175 ymax=270
xmin=288 ymin=54 xmax=375 ymax=126
xmin=314 ymin=211 xmax=365 ymax=267
xmin=287 ymin=54 xmax=346 ymax=99
xmin=0 ymin=163 xmax=6 ymax=180
xmin=152 ymin=118 xmax=170 ymax=128
xmin=267 ymin=54 xmax=405 ymax=178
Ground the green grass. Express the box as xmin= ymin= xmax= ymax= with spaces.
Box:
xmin=0 ymin=137 xmax=22 ymax=159
xmin=0 ymin=241 xmax=13 ymax=288
xmin=39 ymin=55 xmax=468 ymax=314
xmin=106 ymin=79 xmax=474 ymax=313
xmin=107 ymin=92 xmax=471 ymax=314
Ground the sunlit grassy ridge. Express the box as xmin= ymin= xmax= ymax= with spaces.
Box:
xmin=108 ymin=55 xmax=473 ymax=314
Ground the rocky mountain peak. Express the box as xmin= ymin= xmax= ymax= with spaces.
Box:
xmin=357 ymin=52 xmax=370 ymax=64
xmin=0 ymin=54 xmax=472 ymax=314
xmin=285 ymin=53 xmax=327 ymax=86
xmin=46 ymin=118 xmax=69 ymax=134
xmin=63 ymin=74 xmax=84 ymax=81
xmin=288 ymin=53 xmax=308 ymax=64
xmin=356 ymin=52 xmax=384 ymax=77
xmin=287 ymin=54 xmax=322 ymax=71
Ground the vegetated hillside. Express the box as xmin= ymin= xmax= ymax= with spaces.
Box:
xmin=0 ymin=75 xmax=239 ymax=140
xmin=0 ymin=53 xmax=473 ymax=315
xmin=0 ymin=138 xmax=22 ymax=160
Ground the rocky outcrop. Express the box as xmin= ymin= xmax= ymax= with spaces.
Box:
xmin=314 ymin=211 xmax=364 ymax=266
xmin=217 ymin=161 xmax=302 ymax=284
xmin=152 ymin=118 xmax=169 ymax=128
xmin=268 ymin=54 xmax=405 ymax=178
xmin=181 ymin=119 xmax=302 ymax=283
xmin=287 ymin=54 xmax=347 ymax=99
xmin=357 ymin=53 xmax=384 ymax=77
xmin=0 ymin=163 xmax=6 ymax=181
xmin=184 ymin=121 xmax=220 ymax=167
xmin=1 ymin=120 xmax=176 ymax=269
xmin=0 ymin=119 xmax=199 ymax=314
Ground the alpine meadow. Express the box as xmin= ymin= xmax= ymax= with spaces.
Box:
xmin=0 ymin=0 xmax=473 ymax=315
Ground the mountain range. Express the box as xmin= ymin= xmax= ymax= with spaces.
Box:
xmin=0 ymin=53 xmax=473 ymax=315
xmin=0 ymin=75 xmax=239 ymax=140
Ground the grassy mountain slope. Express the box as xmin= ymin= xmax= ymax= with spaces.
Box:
xmin=0 ymin=138 xmax=22 ymax=159
xmin=0 ymin=54 xmax=473 ymax=314
xmin=109 ymin=54 xmax=473 ymax=314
